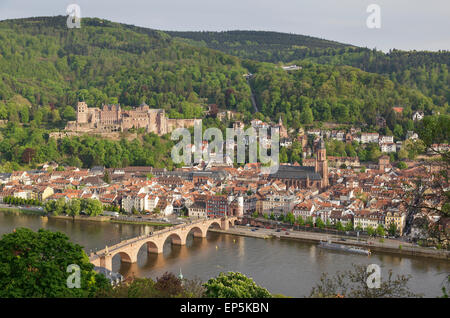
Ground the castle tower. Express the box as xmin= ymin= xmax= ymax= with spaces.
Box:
xmin=77 ymin=101 xmax=88 ymax=124
xmin=237 ymin=196 xmax=244 ymax=217
xmin=315 ymin=138 xmax=328 ymax=188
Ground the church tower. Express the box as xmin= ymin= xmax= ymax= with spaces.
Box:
xmin=278 ymin=116 xmax=288 ymax=138
xmin=315 ymin=138 xmax=328 ymax=188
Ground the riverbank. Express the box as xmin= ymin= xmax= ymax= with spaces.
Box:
xmin=0 ymin=207 xmax=46 ymax=216
xmin=47 ymin=214 xmax=111 ymax=222
xmin=48 ymin=214 xmax=173 ymax=227
xmin=211 ymin=226 xmax=450 ymax=261
xmin=109 ymin=219 xmax=173 ymax=227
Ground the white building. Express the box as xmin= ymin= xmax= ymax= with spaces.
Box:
xmin=188 ymin=201 xmax=206 ymax=218
xmin=381 ymin=143 xmax=397 ymax=153
xmin=379 ymin=136 xmax=394 ymax=144
xmin=361 ymin=133 xmax=379 ymax=144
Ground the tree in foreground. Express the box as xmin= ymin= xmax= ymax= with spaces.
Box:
xmin=97 ymin=273 xmax=205 ymax=298
xmin=309 ymin=264 xmax=420 ymax=298
xmin=154 ymin=272 xmax=184 ymax=297
xmin=0 ymin=228 xmax=110 ymax=297
xmin=203 ymin=272 xmax=272 ymax=298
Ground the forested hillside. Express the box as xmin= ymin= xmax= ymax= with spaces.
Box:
xmin=0 ymin=16 xmax=253 ymax=122
xmin=246 ymin=60 xmax=437 ymax=135
xmin=167 ymin=30 xmax=353 ymax=61
xmin=169 ymin=30 xmax=450 ymax=108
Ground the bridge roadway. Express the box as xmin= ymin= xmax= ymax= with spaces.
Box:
xmin=90 ymin=216 xmax=238 ymax=271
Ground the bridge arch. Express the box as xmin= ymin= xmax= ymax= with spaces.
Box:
xmin=164 ymin=232 xmax=185 ymax=246
xmin=142 ymin=240 xmax=160 ymax=254
xmin=112 ymin=251 xmax=133 ymax=264
xmin=186 ymin=226 xmax=205 ymax=238
xmin=207 ymin=221 xmax=222 ymax=230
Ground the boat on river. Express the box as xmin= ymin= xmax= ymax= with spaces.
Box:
xmin=318 ymin=240 xmax=371 ymax=256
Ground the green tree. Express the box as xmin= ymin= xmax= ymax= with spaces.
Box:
xmin=345 ymin=222 xmax=354 ymax=231
xmin=103 ymin=170 xmax=111 ymax=184
xmin=203 ymin=272 xmax=272 ymax=298
xmin=336 ymin=221 xmax=344 ymax=231
xmin=82 ymin=198 xmax=103 ymax=216
xmin=316 ymin=218 xmax=325 ymax=229
xmin=67 ymin=198 xmax=81 ymax=219
xmin=355 ymin=222 xmax=363 ymax=232
xmin=286 ymin=212 xmax=295 ymax=225
xmin=376 ymin=224 xmax=385 ymax=237
xmin=388 ymin=223 xmax=398 ymax=236
xmin=301 ymin=105 xmax=314 ymax=125
xmin=0 ymin=228 xmax=109 ymax=297
xmin=297 ymin=216 xmax=305 ymax=226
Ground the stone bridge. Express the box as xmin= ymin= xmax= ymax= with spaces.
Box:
xmin=90 ymin=217 xmax=238 ymax=271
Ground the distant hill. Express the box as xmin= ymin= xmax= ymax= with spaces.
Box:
xmin=168 ymin=30 xmax=449 ymax=107
xmin=0 ymin=16 xmax=253 ymax=118
xmin=167 ymin=30 xmax=356 ymax=62
xmin=0 ymin=16 xmax=444 ymax=129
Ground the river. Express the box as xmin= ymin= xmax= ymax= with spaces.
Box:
xmin=0 ymin=211 xmax=448 ymax=297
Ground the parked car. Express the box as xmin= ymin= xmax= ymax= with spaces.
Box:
xmin=276 ymin=229 xmax=281 ymax=232
xmin=285 ymin=232 xmax=290 ymax=235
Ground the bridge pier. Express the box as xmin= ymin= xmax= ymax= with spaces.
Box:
xmin=221 ymin=218 xmax=230 ymax=231
xmin=99 ymin=255 xmax=113 ymax=272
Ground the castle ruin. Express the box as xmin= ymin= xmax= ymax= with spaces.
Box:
xmin=65 ymin=102 xmax=201 ymax=136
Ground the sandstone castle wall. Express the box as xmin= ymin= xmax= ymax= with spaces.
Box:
xmin=64 ymin=102 xmax=200 ymax=136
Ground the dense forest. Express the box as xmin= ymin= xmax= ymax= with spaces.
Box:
xmin=0 ymin=16 xmax=448 ymax=170
xmin=169 ymin=30 xmax=450 ymax=108
xmin=0 ymin=16 xmax=253 ymax=118
xmin=167 ymin=30 xmax=353 ymax=60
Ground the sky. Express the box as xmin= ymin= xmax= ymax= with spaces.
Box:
xmin=0 ymin=0 xmax=449 ymax=52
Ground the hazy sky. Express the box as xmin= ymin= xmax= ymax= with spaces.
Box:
xmin=0 ymin=0 xmax=449 ymax=52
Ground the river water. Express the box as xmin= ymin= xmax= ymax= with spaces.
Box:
xmin=0 ymin=211 xmax=448 ymax=297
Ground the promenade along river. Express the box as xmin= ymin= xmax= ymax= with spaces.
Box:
xmin=0 ymin=211 xmax=449 ymax=297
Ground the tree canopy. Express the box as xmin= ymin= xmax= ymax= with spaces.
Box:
xmin=0 ymin=228 xmax=109 ymax=297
